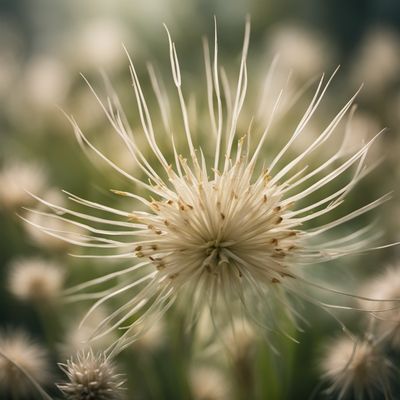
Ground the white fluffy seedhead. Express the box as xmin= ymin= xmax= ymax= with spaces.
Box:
xmin=360 ymin=266 xmax=400 ymax=350
xmin=24 ymin=19 xmax=398 ymax=354
xmin=8 ymin=258 xmax=65 ymax=302
xmin=321 ymin=336 xmax=393 ymax=399
xmin=0 ymin=161 xmax=47 ymax=209
xmin=58 ymin=350 xmax=125 ymax=400
xmin=0 ymin=329 xmax=51 ymax=397
xmin=190 ymin=365 xmax=230 ymax=400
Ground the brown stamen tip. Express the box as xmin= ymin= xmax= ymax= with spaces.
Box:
xmin=271 ymin=278 xmax=280 ymax=283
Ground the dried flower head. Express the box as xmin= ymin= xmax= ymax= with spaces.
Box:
xmin=0 ymin=161 xmax=46 ymax=209
xmin=60 ymin=308 xmax=117 ymax=356
xmin=0 ymin=329 xmax=50 ymax=397
xmin=26 ymin=19 xmax=394 ymax=353
xmin=8 ymin=258 xmax=65 ymax=302
xmin=58 ymin=350 xmax=125 ymax=400
xmin=360 ymin=266 xmax=400 ymax=349
xmin=321 ymin=336 xmax=393 ymax=399
xmin=221 ymin=318 xmax=255 ymax=360
xmin=190 ymin=365 xmax=230 ymax=400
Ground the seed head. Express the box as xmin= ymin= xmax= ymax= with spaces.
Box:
xmin=58 ymin=350 xmax=125 ymax=400
xmin=360 ymin=266 xmax=400 ymax=349
xmin=26 ymin=20 xmax=394 ymax=353
xmin=8 ymin=258 xmax=65 ymax=302
xmin=321 ymin=336 xmax=393 ymax=399
xmin=0 ymin=161 xmax=46 ymax=209
xmin=0 ymin=329 xmax=50 ymax=396
xmin=190 ymin=365 xmax=230 ymax=400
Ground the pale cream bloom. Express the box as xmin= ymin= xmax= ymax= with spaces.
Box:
xmin=26 ymin=20 xmax=393 ymax=354
xmin=0 ymin=161 xmax=47 ymax=209
xmin=321 ymin=336 xmax=393 ymax=399
xmin=58 ymin=350 xmax=125 ymax=400
xmin=24 ymin=55 xmax=70 ymax=110
xmin=359 ymin=266 xmax=400 ymax=349
xmin=131 ymin=317 xmax=166 ymax=352
xmin=351 ymin=28 xmax=400 ymax=95
xmin=8 ymin=258 xmax=65 ymax=302
xmin=190 ymin=365 xmax=230 ymax=400
xmin=221 ymin=318 xmax=256 ymax=360
xmin=60 ymin=308 xmax=117 ymax=356
xmin=266 ymin=24 xmax=332 ymax=79
xmin=0 ymin=330 xmax=51 ymax=397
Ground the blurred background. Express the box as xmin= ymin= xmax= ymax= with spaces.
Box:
xmin=0 ymin=0 xmax=400 ymax=399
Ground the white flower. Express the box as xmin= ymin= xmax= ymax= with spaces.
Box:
xmin=26 ymin=20 xmax=393 ymax=354
xmin=60 ymin=308 xmax=117 ymax=356
xmin=359 ymin=266 xmax=400 ymax=349
xmin=58 ymin=350 xmax=125 ymax=400
xmin=321 ymin=336 xmax=393 ymax=399
xmin=190 ymin=365 xmax=230 ymax=400
xmin=8 ymin=258 xmax=65 ymax=302
xmin=351 ymin=27 xmax=400 ymax=96
xmin=266 ymin=24 xmax=332 ymax=79
xmin=0 ymin=329 xmax=51 ymax=397
xmin=0 ymin=161 xmax=46 ymax=209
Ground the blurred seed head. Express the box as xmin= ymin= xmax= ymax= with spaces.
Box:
xmin=131 ymin=317 xmax=166 ymax=352
xmin=221 ymin=319 xmax=256 ymax=360
xmin=359 ymin=266 xmax=400 ymax=350
xmin=69 ymin=20 xmax=128 ymax=71
xmin=0 ymin=329 xmax=50 ymax=397
xmin=190 ymin=365 xmax=230 ymax=400
xmin=58 ymin=350 xmax=125 ymax=400
xmin=0 ymin=161 xmax=47 ymax=209
xmin=267 ymin=24 xmax=331 ymax=79
xmin=351 ymin=27 xmax=400 ymax=96
xmin=8 ymin=258 xmax=65 ymax=303
xmin=60 ymin=308 xmax=117 ymax=356
xmin=24 ymin=55 xmax=71 ymax=110
xmin=321 ymin=336 xmax=393 ymax=399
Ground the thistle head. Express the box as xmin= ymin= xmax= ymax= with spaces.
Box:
xmin=58 ymin=350 xmax=125 ymax=400
xmin=190 ymin=365 xmax=230 ymax=400
xmin=321 ymin=335 xmax=393 ymax=399
xmin=8 ymin=257 xmax=65 ymax=303
xmin=0 ymin=329 xmax=50 ymax=397
xmin=360 ymin=266 xmax=400 ymax=349
xmin=0 ymin=160 xmax=46 ymax=209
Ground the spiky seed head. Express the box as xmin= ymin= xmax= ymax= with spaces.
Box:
xmin=8 ymin=258 xmax=65 ymax=302
xmin=321 ymin=336 xmax=393 ymax=399
xmin=0 ymin=329 xmax=50 ymax=396
xmin=58 ymin=350 xmax=125 ymax=400
xmin=26 ymin=20 xmax=394 ymax=353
